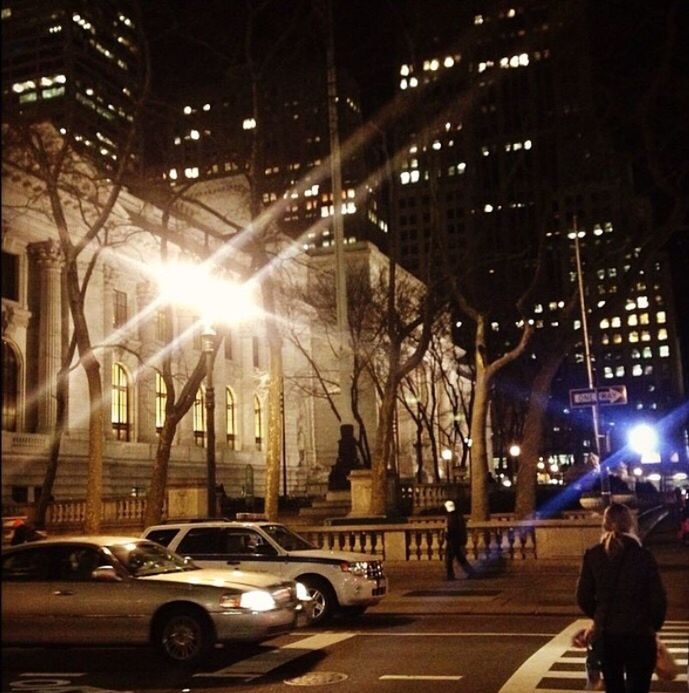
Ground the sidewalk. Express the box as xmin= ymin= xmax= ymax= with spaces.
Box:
xmin=370 ymin=516 xmax=689 ymax=619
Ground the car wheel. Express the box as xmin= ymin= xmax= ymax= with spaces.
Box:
xmin=156 ymin=607 xmax=211 ymax=665
xmin=301 ymin=577 xmax=336 ymax=625
xmin=339 ymin=605 xmax=367 ymax=618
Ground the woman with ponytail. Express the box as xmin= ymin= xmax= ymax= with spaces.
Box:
xmin=576 ymin=503 xmax=667 ymax=692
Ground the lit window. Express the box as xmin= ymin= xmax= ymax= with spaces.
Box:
xmin=155 ymin=372 xmax=167 ymax=432
xmin=254 ymin=395 xmax=263 ymax=451
xmin=611 ymin=317 xmax=621 ymax=328
xmin=658 ymin=328 xmax=667 ymax=340
xmin=639 ymin=313 xmax=649 ymax=325
xmin=400 ymin=64 xmax=410 ymax=76
xmin=184 ymin=167 xmax=199 ymax=179
xmin=444 ymin=56 xmax=454 ymax=67
xmin=613 ymin=333 xmax=622 ymax=344
xmin=474 ymin=14 xmax=484 ymax=24
xmin=111 ymin=363 xmax=130 ymax=441
xmin=226 ymin=387 xmax=236 ymax=449
xmin=615 ymin=366 xmax=625 ymax=377
xmin=632 ymin=364 xmax=643 ymax=377
xmin=193 ymin=387 xmax=206 ymax=447
xmin=656 ymin=311 xmax=666 ymax=323
xmin=189 ymin=129 xmax=200 ymax=140
xmin=625 ymin=300 xmax=636 ymax=311
xmin=243 ymin=118 xmax=256 ymax=130
xmin=644 ymin=365 xmax=653 ymax=376
xmin=629 ymin=331 xmax=639 ymax=343
xmin=631 ymin=349 xmax=640 ymax=359
xmin=604 ymin=367 xmax=613 ymax=379
xmin=659 ymin=345 xmax=670 ymax=358
xmin=637 ymin=296 xmax=649 ymax=308
xmin=203 ymin=103 xmax=211 ymax=111
xmin=641 ymin=331 xmax=651 ymax=342
xmin=601 ymin=333 xmax=610 ymax=345
xmin=183 ymin=106 xmax=192 ymax=114
xmin=627 ymin=314 xmax=638 ymax=326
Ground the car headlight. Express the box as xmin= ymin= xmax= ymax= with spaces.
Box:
xmin=340 ymin=561 xmax=368 ymax=577
xmin=296 ymin=581 xmax=310 ymax=601
xmin=220 ymin=590 xmax=276 ymax=611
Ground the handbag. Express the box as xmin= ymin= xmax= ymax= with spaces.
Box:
xmin=654 ymin=635 xmax=679 ymax=681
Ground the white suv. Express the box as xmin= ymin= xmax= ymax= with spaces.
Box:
xmin=142 ymin=519 xmax=386 ymax=624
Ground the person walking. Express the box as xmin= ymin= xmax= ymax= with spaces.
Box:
xmin=576 ymin=503 xmax=667 ymax=693
xmin=444 ymin=500 xmax=478 ymax=580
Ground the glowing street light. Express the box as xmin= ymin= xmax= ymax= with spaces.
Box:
xmin=441 ymin=448 xmax=453 ymax=481
xmin=155 ymin=260 xmax=259 ymax=517
xmin=628 ymin=424 xmax=659 ymax=456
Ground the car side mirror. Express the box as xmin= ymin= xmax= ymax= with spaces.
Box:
xmin=183 ymin=556 xmax=194 ymax=566
xmin=91 ymin=565 xmax=122 ymax=582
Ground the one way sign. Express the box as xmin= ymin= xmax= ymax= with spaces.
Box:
xmin=570 ymin=385 xmax=628 ymax=408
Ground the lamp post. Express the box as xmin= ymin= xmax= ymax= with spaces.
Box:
xmin=441 ymin=448 xmax=453 ymax=482
xmin=509 ymin=444 xmax=521 ymax=483
xmin=202 ymin=327 xmax=218 ymax=518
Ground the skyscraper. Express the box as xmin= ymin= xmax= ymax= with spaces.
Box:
xmin=2 ymin=0 xmax=145 ymax=168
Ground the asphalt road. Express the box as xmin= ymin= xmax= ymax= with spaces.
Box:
xmin=3 ymin=613 xmax=687 ymax=693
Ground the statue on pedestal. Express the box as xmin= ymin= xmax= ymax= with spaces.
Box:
xmin=328 ymin=424 xmax=360 ymax=491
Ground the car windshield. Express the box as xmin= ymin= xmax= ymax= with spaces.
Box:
xmin=262 ymin=524 xmax=314 ymax=551
xmin=108 ymin=541 xmax=199 ymax=577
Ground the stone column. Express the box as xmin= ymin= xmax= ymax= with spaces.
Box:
xmin=136 ymin=281 xmax=158 ymax=443
xmin=27 ymin=240 xmax=63 ymax=433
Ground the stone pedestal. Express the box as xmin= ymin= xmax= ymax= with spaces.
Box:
xmin=166 ymin=485 xmax=207 ymax=519
xmin=348 ymin=469 xmax=372 ymax=517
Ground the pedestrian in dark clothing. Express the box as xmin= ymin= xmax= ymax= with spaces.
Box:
xmin=576 ymin=503 xmax=667 ymax=693
xmin=444 ymin=500 xmax=478 ymax=580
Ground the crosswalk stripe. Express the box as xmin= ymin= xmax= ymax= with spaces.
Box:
xmin=499 ymin=619 xmax=688 ymax=693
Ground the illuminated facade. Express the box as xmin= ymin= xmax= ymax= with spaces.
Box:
xmin=1 ymin=0 xmax=144 ymax=168
xmin=391 ymin=1 xmax=686 ymax=473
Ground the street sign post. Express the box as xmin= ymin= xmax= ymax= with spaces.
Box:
xmin=570 ymin=385 xmax=627 ymax=408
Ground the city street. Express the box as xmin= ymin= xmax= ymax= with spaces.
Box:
xmin=3 ymin=517 xmax=688 ymax=692
xmin=3 ymin=614 xmax=687 ymax=692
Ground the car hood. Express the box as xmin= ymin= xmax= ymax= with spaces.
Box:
xmin=286 ymin=548 xmax=378 ymax=563
xmin=139 ymin=568 xmax=287 ymax=590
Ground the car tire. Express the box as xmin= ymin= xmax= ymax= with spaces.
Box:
xmin=155 ymin=607 xmax=212 ymax=665
xmin=301 ymin=577 xmax=336 ymax=625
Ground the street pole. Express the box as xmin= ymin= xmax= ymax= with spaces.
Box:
xmin=573 ymin=218 xmax=610 ymax=505
xmin=202 ymin=327 xmax=217 ymax=517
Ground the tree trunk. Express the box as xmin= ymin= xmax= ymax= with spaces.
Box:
xmin=470 ymin=367 xmax=491 ymax=521
xmin=264 ymin=336 xmax=283 ymax=521
xmin=35 ymin=364 xmax=69 ymax=529
xmin=370 ymin=382 xmax=397 ymax=516
xmin=144 ymin=419 xmax=177 ymax=528
xmin=514 ymin=350 xmax=566 ymax=519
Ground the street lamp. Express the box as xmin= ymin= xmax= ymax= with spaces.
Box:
xmin=508 ymin=444 xmax=521 ymax=483
xmin=202 ymin=327 xmax=218 ymax=517
xmin=441 ymin=448 xmax=453 ymax=481
xmin=154 ymin=260 xmax=259 ymax=519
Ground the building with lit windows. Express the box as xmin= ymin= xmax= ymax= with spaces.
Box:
xmin=389 ymin=1 xmax=687 ymax=479
xmin=148 ymin=67 xmax=389 ymax=253
xmin=1 ymin=0 xmax=145 ymax=168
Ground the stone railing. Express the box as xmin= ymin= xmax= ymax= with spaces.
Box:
xmin=5 ymin=497 xmax=162 ymax=533
xmin=299 ymin=518 xmax=537 ymax=562
xmin=399 ymin=481 xmax=461 ymax=513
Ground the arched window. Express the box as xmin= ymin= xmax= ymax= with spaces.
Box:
xmin=111 ymin=363 xmax=130 ymax=441
xmin=193 ymin=387 xmax=206 ymax=447
xmin=2 ymin=339 xmax=18 ymax=432
xmin=254 ymin=395 xmax=263 ymax=451
xmin=155 ymin=371 xmax=167 ymax=433
xmin=226 ymin=387 xmax=236 ymax=449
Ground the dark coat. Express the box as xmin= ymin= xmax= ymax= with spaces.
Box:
xmin=446 ymin=510 xmax=468 ymax=547
xmin=576 ymin=535 xmax=666 ymax=636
